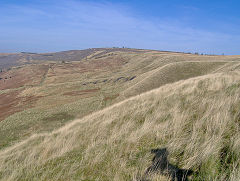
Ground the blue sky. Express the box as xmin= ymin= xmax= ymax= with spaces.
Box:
xmin=0 ymin=0 xmax=239 ymax=54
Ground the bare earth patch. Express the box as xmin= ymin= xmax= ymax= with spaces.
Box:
xmin=0 ymin=65 xmax=49 ymax=90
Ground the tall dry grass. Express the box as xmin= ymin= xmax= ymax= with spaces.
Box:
xmin=0 ymin=71 xmax=240 ymax=180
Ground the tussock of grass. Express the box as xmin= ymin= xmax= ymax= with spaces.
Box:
xmin=0 ymin=71 xmax=240 ymax=180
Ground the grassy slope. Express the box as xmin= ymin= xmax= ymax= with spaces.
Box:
xmin=121 ymin=61 xmax=227 ymax=98
xmin=1 ymin=49 xmax=240 ymax=180
xmin=1 ymin=51 xmax=238 ymax=149
xmin=0 ymin=71 xmax=240 ymax=180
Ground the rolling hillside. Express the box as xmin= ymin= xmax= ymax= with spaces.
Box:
xmin=0 ymin=48 xmax=240 ymax=180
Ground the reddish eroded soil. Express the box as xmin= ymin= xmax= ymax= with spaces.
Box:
xmin=0 ymin=90 xmax=42 ymax=121
xmin=63 ymin=88 xmax=100 ymax=96
xmin=104 ymin=94 xmax=119 ymax=101
xmin=0 ymin=64 xmax=49 ymax=121
xmin=0 ymin=91 xmax=20 ymax=121
xmin=0 ymin=64 xmax=49 ymax=90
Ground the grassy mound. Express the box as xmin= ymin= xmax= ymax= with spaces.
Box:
xmin=0 ymin=71 xmax=240 ymax=181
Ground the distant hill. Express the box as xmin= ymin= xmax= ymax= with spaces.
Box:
xmin=0 ymin=48 xmax=151 ymax=70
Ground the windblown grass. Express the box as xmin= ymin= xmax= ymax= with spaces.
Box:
xmin=0 ymin=71 xmax=240 ymax=180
